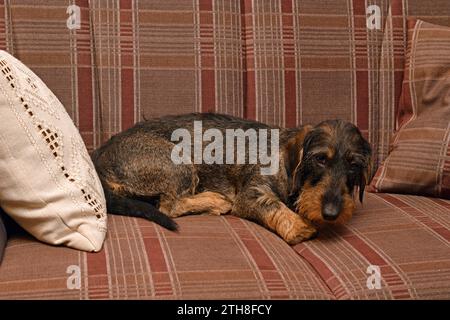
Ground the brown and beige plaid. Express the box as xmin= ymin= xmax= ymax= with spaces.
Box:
xmin=0 ymin=0 xmax=449 ymax=299
xmin=296 ymin=192 xmax=450 ymax=299
xmin=371 ymin=19 xmax=450 ymax=199
xmin=0 ymin=0 xmax=447 ymax=167
xmin=1 ymin=192 xmax=449 ymax=299
xmin=0 ymin=0 xmax=386 ymax=162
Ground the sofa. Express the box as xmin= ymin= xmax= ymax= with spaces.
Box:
xmin=0 ymin=0 xmax=449 ymax=299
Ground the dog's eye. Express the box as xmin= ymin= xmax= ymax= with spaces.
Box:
xmin=315 ymin=154 xmax=327 ymax=166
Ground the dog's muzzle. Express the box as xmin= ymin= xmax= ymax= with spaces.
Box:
xmin=322 ymin=202 xmax=341 ymax=221
xmin=321 ymin=188 xmax=343 ymax=221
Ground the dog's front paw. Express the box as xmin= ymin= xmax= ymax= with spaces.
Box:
xmin=284 ymin=221 xmax=317 ymax=245
xmin=262 ymin=205 xmax=318 ymax=245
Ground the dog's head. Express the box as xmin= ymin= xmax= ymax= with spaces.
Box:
xmin=287 ymin=120 xmax=372 ymax=225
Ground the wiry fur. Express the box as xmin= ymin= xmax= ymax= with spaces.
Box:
xmin=92 ymin=113 xmax=371 ymax=244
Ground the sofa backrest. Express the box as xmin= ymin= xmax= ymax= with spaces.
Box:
xmin=0 ymin=1 xmax=449 ymax=170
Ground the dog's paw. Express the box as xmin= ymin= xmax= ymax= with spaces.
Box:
xmin=208 ymin=194 xmax=233 ymax=216
xmin=284 ymin=222 xmax=318 ymax=245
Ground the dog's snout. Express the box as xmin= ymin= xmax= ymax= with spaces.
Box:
xmin=322 ymin=203 xmax=340 ymax=221
xmin=322 ymin=185 xmax=343 ymax=221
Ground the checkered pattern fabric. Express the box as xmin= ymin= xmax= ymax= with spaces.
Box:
xmin=0 ymin=214 xmax=334 ymax=299
xmin=0 ymin=0 xmax=449 ymax=299
xmin=1 ymin=0 xmax=447 ymax=168
xmin=375 ymin=0 xmax=450 ymax=169
xmin=1 ymin=192 xmax=449 ymax=299
xmin=0 ymin=0 xmax=387 ymax=157
xmin=295 ymin=192 xmax=450 ymax=299
xmin=371 ymin=19 xmax=450 ymax=199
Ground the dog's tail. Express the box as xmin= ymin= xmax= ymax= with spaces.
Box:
xmin=104 ymin=187 xmax=178 ymax=231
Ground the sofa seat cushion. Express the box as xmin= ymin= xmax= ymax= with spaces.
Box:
xmin=0 ymin=215 xmax=333 ymax=299
xmin=294 ymin=192 xmax=450 ymax=299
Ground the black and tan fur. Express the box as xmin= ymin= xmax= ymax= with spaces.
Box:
xmin=92 ymin=113 xmax=371 ymax=244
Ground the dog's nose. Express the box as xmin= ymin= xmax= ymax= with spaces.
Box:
xmin=322 ymin=203 xmax=340 ymax=221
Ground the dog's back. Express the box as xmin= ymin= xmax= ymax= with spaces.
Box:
xmin=129 ymin=112 xmax=274 ymax=139
xmin=92 ymin=113 xmax=275 ymax=230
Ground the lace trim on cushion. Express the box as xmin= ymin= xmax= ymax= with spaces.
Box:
xmin=12 ymin=62 xmax=60 ymax=120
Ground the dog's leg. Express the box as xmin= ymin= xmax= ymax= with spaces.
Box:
xmin=161 ymin=191 xmax=232 ymax=218
xmin=232 ymin=186 xmax=317 ymax=244
xmin=260 ymin=203 xmax=317 ymax=245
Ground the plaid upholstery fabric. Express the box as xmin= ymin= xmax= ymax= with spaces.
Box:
xmin=0 ymin=1 xmax=448 ymax=163
xmin=0 ymin=0 xmax=447 ymax=163
xmin=0 ymin=215 xmax=333 ymax=299
xmin=376 ymin=0 xmax=450 ymax=167
xmin=371 ymin=19 xmax=450 ymax=199
xmin=90 ymin=0 xmax=246 ymax=146
xmin=0 ymin=0 xmax=246 ymax=151
xmin=0 ymin=0 xmax=94 ymax=147
xmin=0 ymin=192 xmax=448 ymax=299
xmin=0 ymin=0 xmax=450 ymax=299
xmin=295 ymin=192 xmax=450 ymax=299
xmin=0 ymin=1 xmax=388 ymax=156
xmin=243 ymin=0 xmax=388 ymax=154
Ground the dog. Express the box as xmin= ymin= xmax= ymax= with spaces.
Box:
xmin=91 ymin=113 xmax=371 ymax=244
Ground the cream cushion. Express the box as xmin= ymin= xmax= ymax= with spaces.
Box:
xmin=0 ymin=50 xmax=107 ymax=252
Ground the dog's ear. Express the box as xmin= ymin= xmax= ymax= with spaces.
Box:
xmin=358 ymin=138 xmax=372 ymax=203
xmin=291 ymin=148 xmax=303 ymax=193
xmin=283 ymin=126 xmax=312 ymax=194
xmin=358 ymin=165 xmax=369 ymax=203
xmin=284 ymin=125 xmax=312 ymax=177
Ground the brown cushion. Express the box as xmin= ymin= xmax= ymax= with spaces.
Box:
xmin=370 ymin=19 xmax=450 ymax=198
xmin=294 ymin=192 xmax=450 ymax=299
xmin=0 ymin=215 xmax=333 ymax=299
xmin=0 ymin=214 xmax=6 ymax=264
